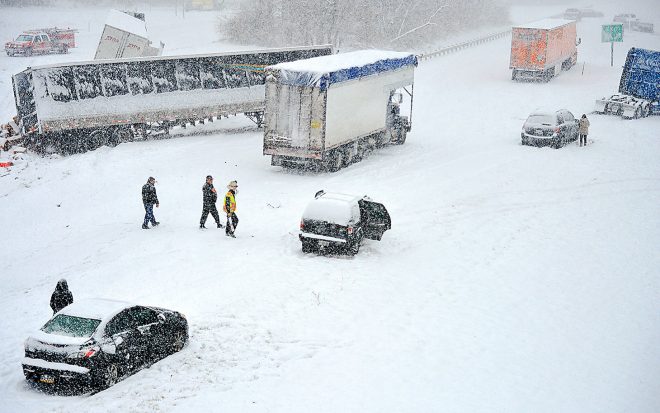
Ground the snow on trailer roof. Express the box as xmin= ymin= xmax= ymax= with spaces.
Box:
xmin=105 ymin=9 xmax=149 ymax=39
xmin=514 ymin=18 xmax=574 ymax=30
xmin=268 ymin=49 xmax=417 ymax=89
xmin=20 ymin=44 xmax=332 ymax=72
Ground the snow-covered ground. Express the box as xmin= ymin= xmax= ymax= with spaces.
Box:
xmin=1 ymin=3 xmax=659 ymax=412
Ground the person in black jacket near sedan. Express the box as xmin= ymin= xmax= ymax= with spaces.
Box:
xmin=142 ymin=176 xmax=159 ymax=229
xmin=50 ymin=279 xmax=73 ymax=314
xmin=200 ymin=175 xmax=223 ymax=229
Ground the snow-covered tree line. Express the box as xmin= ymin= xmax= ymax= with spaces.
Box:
xmin=222 ymin=0 xmax=508 ymax=49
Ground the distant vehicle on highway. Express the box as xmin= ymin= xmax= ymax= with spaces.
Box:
xmin=579 ymin=8 xmax=604 ymax=18
xmin=22 ymin=298 xmax=188 ymax=392
xmin=613 ymin=13 xmax=654 ymax=33
xmin=563 ymin=8 xmax=581 ymax=20
xmin=521 ymin=110 xmax=579 ymax=148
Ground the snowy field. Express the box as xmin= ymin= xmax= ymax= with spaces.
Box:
xmin=1 ymin=2 xmax=659 ymax=412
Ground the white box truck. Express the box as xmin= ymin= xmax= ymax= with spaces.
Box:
xmin=263 ymin=50 xmax=417 ymax=171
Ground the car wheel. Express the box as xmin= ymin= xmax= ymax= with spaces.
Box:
xmin=25 ymin=48 xmax=33 ymax=57
xmin=99 ymin=362 xmax=119 ymax=389
xmin=172 ymin=330 xmax=187 ymax=353
xmin=301 ymin=240 xmax=314 ymax=253
xmin=346 ymin=241 xmax=360 ymax=256
xmin=633 ymin=107 xmax=642 ymax=119
xmin=521 ymin=135 xmax=528 ymax=146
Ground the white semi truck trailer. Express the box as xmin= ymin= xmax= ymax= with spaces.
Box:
xmin=263 ymin=50 xmax=417 ymax=171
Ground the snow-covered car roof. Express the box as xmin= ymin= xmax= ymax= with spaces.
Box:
xmin=58 ymin=298 xmax=134 ymax=320
xmin=515 ymin=18 xmax=574 ymax=30
xmin=303 ymin=192 xmax=364 ymax=224
xmin=268 ymin=49 xmax=417 ymax=89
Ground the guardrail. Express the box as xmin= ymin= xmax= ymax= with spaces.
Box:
xmin=419 ymin=29 xmax=511 ymax=60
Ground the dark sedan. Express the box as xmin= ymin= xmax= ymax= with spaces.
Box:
xmin=521 ymin=110 xmax=579 ymax=148
xmin=22 ymin=298 xmax=188 ymax=392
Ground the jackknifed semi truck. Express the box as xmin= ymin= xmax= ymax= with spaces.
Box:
xmin=11 ymin=45 xmax=332 ymax=153
xmin=263 ymin=50 xmax=417 ymax=171
xmin=510 ymin=19 xmax=578 ymax=81
xmin=595 ymin=47 xmax=659 ymax=119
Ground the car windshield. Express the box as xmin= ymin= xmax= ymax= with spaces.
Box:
xmin=41 ymin=314 xmax=101 ymax=338
xmin=16 ymin=35 xmax=33 ymax=42
xmin=526 ymin=115 xmax=555 ymax=126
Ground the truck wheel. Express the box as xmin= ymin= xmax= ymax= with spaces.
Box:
xmin=88 ymin=129 xmax=108 ymax=150
xmin=394 ymin=128 xmax=407 ymax=145
xmin=642 ymin=105 xmax=650 ymax=118
xmin=25 ymin=48 xmax=33 ymax=57
xmin=633 ymin=107 xmax=642 ymax=119
xmin=328 ymin=150 xmax=342 ymax=172
xmin=60 ymin=44 xmax=68 ymax=54
xmin=114 ymin=128 xmax=134 ymax=143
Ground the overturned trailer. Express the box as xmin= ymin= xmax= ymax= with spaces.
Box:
xmin=12 ymin=45 xmax=332 ymax=153
xmin=595 ymin=47 xmax=660 ymax=119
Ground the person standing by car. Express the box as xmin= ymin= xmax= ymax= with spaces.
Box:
xmin=50 ymin=279 xmax=73 ymax=314
xmin=224 ymin=180 xmax=239 ymax=238
xmin=579 ymin=114 xmax=590 ymax=147
xmin=142 ymin=176 xmax=159 ymax=229
xmin=200 ymin=175 xmax=223 ymax=229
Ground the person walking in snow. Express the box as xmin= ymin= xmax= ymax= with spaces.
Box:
xmin=224 ymin=180 xmax=239 ymax=238
xmin=579 ymin=114 xmax=590 ymax=147
xmin=200 ymin=175 xmax=223 ymax=229
xmin=141 ymin=176 xmax=160 ymax=229
xmin=50 ymin=279 xmax=73 ymax=314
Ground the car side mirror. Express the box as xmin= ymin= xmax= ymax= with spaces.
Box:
xmin=112 ymin=334 xmax=125 ymax=346
xmin=158 ymin=313 xmax=166 ymax=323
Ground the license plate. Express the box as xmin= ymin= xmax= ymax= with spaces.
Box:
xmin=318 ymin=240 xmax=329 ymax=247
xmin=39 ymin=374 xmax=55 ymax=384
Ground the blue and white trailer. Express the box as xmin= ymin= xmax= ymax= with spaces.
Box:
xmin=263 ymin=50 xmax=417 ymax=171
xmin=595 ymin=47 xmax=660 ymax=119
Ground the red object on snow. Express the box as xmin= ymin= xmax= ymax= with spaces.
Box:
xmin=0 ymin=161 xmax=13 ymax=167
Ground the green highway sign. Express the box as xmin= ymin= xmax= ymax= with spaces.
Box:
xmin=602 ymin=24 xmax=623 ymax=42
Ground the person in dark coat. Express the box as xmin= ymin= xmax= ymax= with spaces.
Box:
xmin=200 ymin=175 xmax=223 ymax=229
xmin=50 ymin=279 xmax=73 ymax=314
xmin=224 ymin=180 xmax=239 ymax=238
xmin=141 ymin=176 xmax=160 ymax=229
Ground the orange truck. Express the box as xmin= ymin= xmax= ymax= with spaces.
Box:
xmin=510 ymin=19 xmax=578 ymax=81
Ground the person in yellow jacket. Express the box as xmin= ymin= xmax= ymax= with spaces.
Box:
xmin=224 ymin=180 xmax=239 ymax=237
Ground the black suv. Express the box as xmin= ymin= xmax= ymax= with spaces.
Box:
xmin=299 ymin=191 xmax=391 ymax=255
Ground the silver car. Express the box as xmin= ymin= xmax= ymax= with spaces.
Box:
xmin=521 ymin=110 xmax=579 ymax=148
